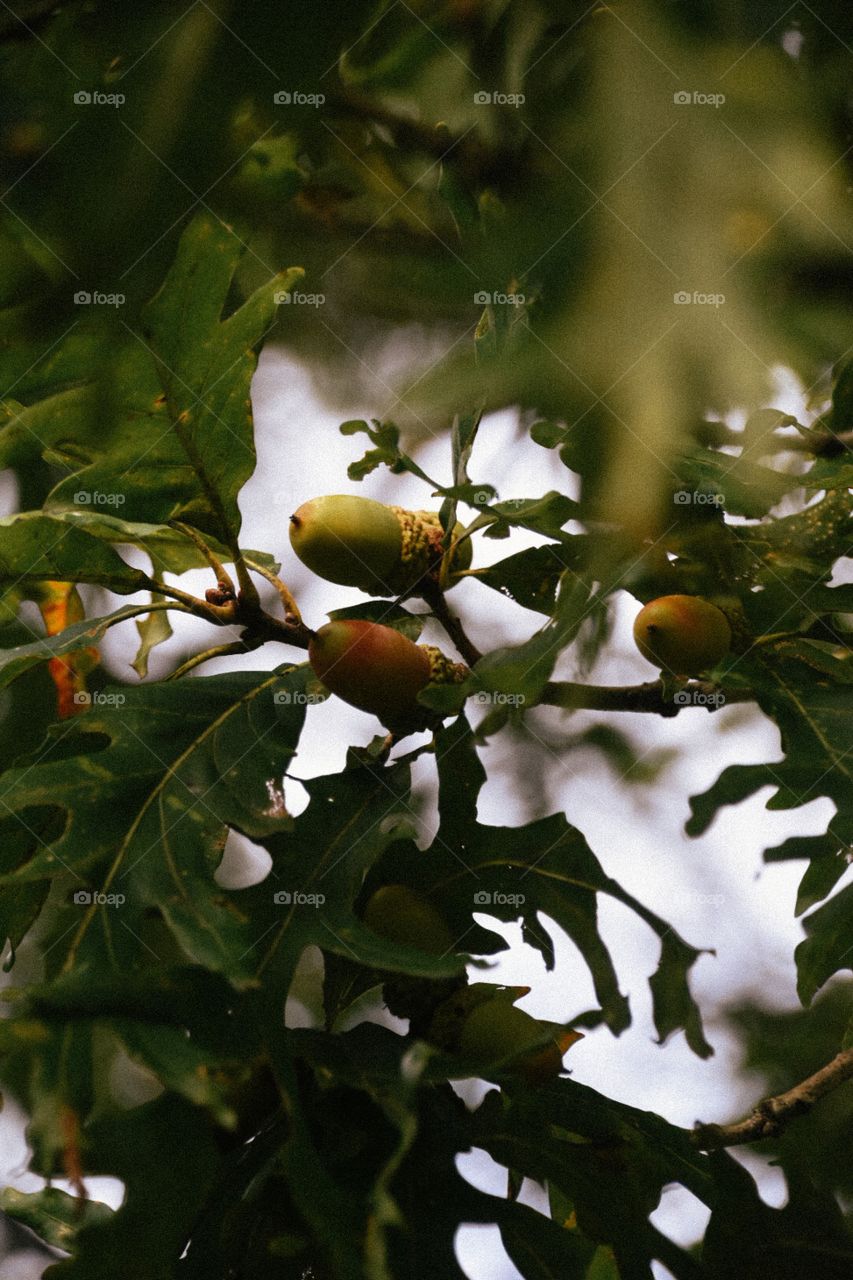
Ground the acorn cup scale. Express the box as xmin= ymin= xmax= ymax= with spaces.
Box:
xmin=308 ymin=618 xmax=467 ymax=734
xmin=290 ymin=493 xmax=471 ymax=596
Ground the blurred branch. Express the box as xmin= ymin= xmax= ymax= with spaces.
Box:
xmin=540 ymin=679 xmax=755 ymax=715
xmin=692 ymin=1047 xmax=853 ymax=1149
xmin=329 ymin=88 xmax=513 ymax=184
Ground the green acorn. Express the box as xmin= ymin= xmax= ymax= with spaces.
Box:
xmin=364 ymin=884 xmax=454 ymax=955
xmin=290 ymin=494 xmax=472 ymax=596
xmin=308 ymin=619 xmax=468 ymax=734
xmin=363 ymin=884 xmax=464 ymax=1030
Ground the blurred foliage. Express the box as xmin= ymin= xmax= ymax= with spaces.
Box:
xmin=0 ymin=1 xmax=852 ymax=1277
xmin=725 ymin=981 xmax=853 ymax=1215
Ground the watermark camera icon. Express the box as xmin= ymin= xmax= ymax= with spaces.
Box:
xmin=673 ymin=689 xmax=726 ymax=709
xmin=673 ymin=91 xmax=691 ymax=105
xmin=474 ymin=291 xmax=491 ymax=305
xmin=73 ymin=888 xmax=125 ymax=906
xmin=273 ymin=889 xmax=324 ymax=905
xmin=473 ymin=890 xmax=492 ymax=905
xmin=674 ymin=290 xmax=691 ymax=304
xmin=274 ymin=690 xmax=324 ymax=705
xmin=273 ymin=90 xmax=324 ymax=107
xmin=73 ymin=90 xmax=92 ymax=104
xmin=74 ymin=291 xmax=92 ymax=305
xmin=673 ymin=490 xmax=724 ymax=507
xmin=474 ymin=91 xmax=491 ymax=104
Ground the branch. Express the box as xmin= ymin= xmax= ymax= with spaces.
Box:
xmin=692 ymin=1047 xmax=853 ymax=1149
xmin=421 ymin=581 xmax=482 ymax=666
xmin=540 ymin=679 xmax=755 ymax=715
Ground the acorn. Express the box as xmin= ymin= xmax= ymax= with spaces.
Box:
xmin=457 ymin=998 xmax=583 ymax=1086
xmin=289 ymin=494 xmax=472 ymax=596
xmin=632 ymin=594 xmax=732 ymax=677
xmin=308 ymin=619 xmax=468 ymax=733
xmin=363 ymin=883 xmax=463 ymax=1030
xmin=364 ymin=884 xmax=454 ymax=955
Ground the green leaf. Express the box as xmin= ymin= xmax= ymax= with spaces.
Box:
xmin=39 ymin=509 xmax=279 ymax=577
xmin=469 ymin=541 xmax=588 ymax=614
xmin=689 ymin=645 xmax=853 ymax=916
xmin=341 ymin=418 xmax=435 ymax=486
xmin=703 ymin=1148 xmax=853 ymax=1279
xmin=795 ymin=884 xmax=853 ymax=1004
xmin=0 ymin=666 xmax=310 ymax=981
xmin=0 ymin=1186 xmax=113 ymax=1252
xmin=472 ymin=578 xmax=594 ymax=707
xmin=0 ymin=603 xmax=171 ymax=689
xmin=472 ymin=1080 xmax=717 ymax=1278
xmin=328 ymin=599 xmax=426 ymax=640
xmin=132 ymin=601 xmax=173 ymax=678
xmin=0 ymin=514 xmax=149 ymax=593
xmin=43 ymin=1095 xmax=223 ymax=1280
xmin=413 ymin=719 xmax=711 ymax=1050
xmin=3 ymin=215 xmax=302 ymax=541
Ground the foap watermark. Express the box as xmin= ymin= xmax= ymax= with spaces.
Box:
xmin=472 ymin=691 xmax=526 ymax=707
xmin=474 ymin=290 xmax=525 ymax=306
xmin=473 ymin=890 xmax=525 ymax=907
xmin=473 ymin=493 xmax=527 ymax=508
xmin=273 ymin=890 xmax=326 ymax=906
xmin=273 ymin=690 xmax=325 ymax=705
xmin=273 ymin=90 xmax=325 ymax=107
xmin=274 ymin=289 xmax=325 ymax=307
xmin=673 ymin=90 xmax=725 ymax=108
xmin=73 ymin=490 xmax=125 ymax=507
xmin=673 ymin=490 xmax=724 ymax=507
xmin=673 ymin=889 xmax=725 ymax=907
xmin=474 ymin=90 xmax=525 ymax=107
xmin=73 ymin=889 xmax=125 ymax=907
xmin=673 ymin=689 xmax=726 ymax=709
xmin=74 ymin=290 xmax=125 ymax=307
xmin=674 ymin=290 xmax=725 ymax=307
xmin=73 ymin=691 xmax=127 ymax=709
xmin=73 ymin=89 xmax=125 ymax=108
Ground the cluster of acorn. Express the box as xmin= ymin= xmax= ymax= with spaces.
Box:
xmin=290 ymin=497 xmax=734 ymax=1080
xmin=291 ymin=493 xmax=734 ymax=736
xmin=362 ymin=883 xmax=582 ymax=1084
xmin=290 ymin=494 xmax=472 ymax=734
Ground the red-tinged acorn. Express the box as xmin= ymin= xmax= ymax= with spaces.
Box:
xmin=290 ymin=494 xmax=471 ymax=596
xmin=308 ymin=619 xmax=467 ymax=733
xmin=633 ymin=594 xmax=731 ymax=677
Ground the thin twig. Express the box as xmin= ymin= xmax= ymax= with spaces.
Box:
xmin=140 ymin=575 xmax=233 ymax=623
xmin=243 ymin=556 xmax=303 ymax=624
xmin=166 ymin=639 xmax=259 ymax=680
xmin=692 ymin=1047 xmax=853 ymax=1149
xmin=540 ymin=680 xmax=755 ymax=715
xmin=170 ymin=521 xmax=235 ymax=592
